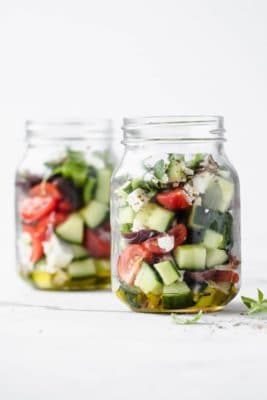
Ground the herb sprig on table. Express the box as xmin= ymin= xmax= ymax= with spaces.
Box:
xmin=241 ymin=289 xmax=267 ymax=315
xmin=171 ymin=311 xmax=203 ymax=325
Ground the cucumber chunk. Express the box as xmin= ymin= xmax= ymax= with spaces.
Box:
xmin=203 ymin=176 xmax=234 ymax=212
xmin=95 ymin=259 xmax=110 ymax=278
xmin=135 ymin=203 xmax=174 ymax=232
xmin=81 ymin=200 xmax=108 ymax=228
xmin=70 ymin=244 xmax=89 ymax=260
xmin=162 ymin=282 xmax=194 ymax=309
xmin=206 ymin=249 xmax=228 ymax=268
xmin=174 ymin=244 xmax=206 ymax=270
xmin=95 ymin=168 xmax=112 ymax=204
xmin=167 ymin=160 xmax=185 ymax=183
xmin=67 ymin=258 xmax=96 ymax=278
xmin=56 ymin=213 xmax=84 ymax=244
xmin=188 ymin=206 xmax=233 ymax=249
xmin=118 ymin=206 xmax=135 ymax=225
xmin=202 ymin=229 xmax=224 ymax=249
xmin=134 ymin=262 xmax=163 ymax=295
xmin=153 ymin=260 xmax=180 ymax=285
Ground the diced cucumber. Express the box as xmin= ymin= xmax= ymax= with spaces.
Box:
xmin=188 ymin=205 xmax=210 ymax=230
xmin=118 ymin=206 xmax=135 ymax=225
xmin=162 ymin=282 xmax=194 ymax=309
xmin=95 ymin=168 xmax=112 ymax=204
xmin=167 ymin=160 xmax=185 ymax=183
xmin=67 ymin=258 xmax=96 ymax=278
xmin=95 ymin=258 xmax=110 ymax=278
xmin=55 ymin=213 xmax=84 ymax=244
xmin=188 ymin=206 xmax=233 ymax=249
xmin=135 ymin=203 xmax=174 ymax=232
xmin=206 ymin=249 xmax=228 ymax=268
xmin=134 ymin=262 xmax=163 ymax=295
xmin=70 ymin=244 xmax=89 ymax=260
xmin=203 ymin=176 xmax=234 ymax=212
xmin=202 ymin=229 xmax=224 ymax=249
xmin=174 ymin=244 xmax=206 ymax=270
xmin=83 ymin=177 xmax=96 ymax=203
xmin=81 ymin=200 xmax=108 ymax=228
xmin=153 ymin=260 xmax=180 ymax=285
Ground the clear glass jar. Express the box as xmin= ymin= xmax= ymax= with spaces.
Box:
xmin=16 ymin=120 xmax=114 ymax=290
xmin=111 ymin=116 xmax=241 ymax=313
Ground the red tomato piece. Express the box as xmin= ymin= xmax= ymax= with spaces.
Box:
xmin=20 ymin=196 xmax=56 ymax=223
xmin=117 ymin=244 xmax=153 ymax=285
xmin=156 ymin=188 xmax=191 ymax=210
xmin=30 ymin=238 xmax=44 ymax=263
xmin=168 ymin=224 xmax=187 ymax=246
xmin=29 ymin=182 xmax=62 ymax=201
xmin=84 ymin=228 xmax=111 ymax=258
xmin=57 ymin=200 xmax=73 ymax=212
xmin=143 ymin=235 xmax=174 ymax=255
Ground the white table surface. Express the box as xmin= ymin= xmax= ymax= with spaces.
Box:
xmin=1 ymin=266 xmax=267 ymax=400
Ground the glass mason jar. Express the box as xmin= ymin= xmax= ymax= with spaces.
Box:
xmin=111 ymin=116 xmax=241 ymax=313
xmin=16 ymin=120 xmax=114 ymax=290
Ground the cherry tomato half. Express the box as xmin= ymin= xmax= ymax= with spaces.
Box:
xmin=168 ymin=224 xmax=187 ymax=246
xmin=156 ymin=188 xmax=191 ymax=210
xmin=143 ymin=234 xmax=174 ymax=255
xmin=20 ymin=196 xmax=56 ymax=223
xmin=84 ymin=228 xmax=111 ymax=258
xmin=117 ymin=244 xmax=153 ymax=285
xmin=29 ymin=182 xmax=62 ymax=201
xmin=30 ymin=238 xmax=44 ymax=263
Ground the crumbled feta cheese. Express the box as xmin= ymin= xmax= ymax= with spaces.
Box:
xmin=127 ymin=188 xmax=149 ymax=212
xmin=194 ymin=197 xmax=202 ymax=206
xmin=192 ymin=171 xmax=213 ymax=194
xmin=183 ymin=182 xmax=196 ymax=203
xmin=43 ymin=234 xmax=74 ymax=273
xmin=157 ymin=235 xmax=175 ymax=252
xmin=132 ymin=218 xmax=146 ymax=232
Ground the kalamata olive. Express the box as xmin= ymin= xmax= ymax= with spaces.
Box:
xmin=186 ymin=229 xmax=204 ymax=245
xmin=52 ymin=177 xmax=83 ymax=210
xmin=122 ymin=229 xmax=158 ymax=244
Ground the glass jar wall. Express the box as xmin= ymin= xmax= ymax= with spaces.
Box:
xmin=111 ymin=116 xmax=241 ymax=313
xmin=16 ymin=120 xmax=114 ymax=290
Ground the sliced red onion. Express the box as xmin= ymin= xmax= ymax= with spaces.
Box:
xmin=122 ymin=229 xmax=158 ymax=244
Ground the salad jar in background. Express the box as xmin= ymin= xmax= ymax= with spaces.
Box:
xmin=111 ymin=116 xmax=241 ymax=313
xmin=16 ymin=120 xmax=114 ymax=290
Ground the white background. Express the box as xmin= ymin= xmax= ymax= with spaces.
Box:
xmin=0 ymin=2 xmax=267 ymax=399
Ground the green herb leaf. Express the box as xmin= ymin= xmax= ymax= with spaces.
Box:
xmin=171 ymin=310 xmax=203 ymax=325
xmin=187 ymin=153 xmax=204 ymax=169
xmin=153 ymin=159 xmax=165 ymax=179
xmin=241 ymin=289 xmax=267 ymax=314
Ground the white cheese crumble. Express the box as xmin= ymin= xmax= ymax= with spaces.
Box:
xmin=143 ymin=154 xmax=170 ymax=169
xmin=43 ymin=234 xmax=74 ymax=273
xmin=127 ymin=188 xmax=149 ymax=212
xmin=157 ymin=235 xmax=175 ymax=252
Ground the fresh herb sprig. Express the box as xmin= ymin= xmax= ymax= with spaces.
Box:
xmin=241 ymin=289 xmax=267 ymax=315
xmin=171 ymin=310 xmax=203 ymax=325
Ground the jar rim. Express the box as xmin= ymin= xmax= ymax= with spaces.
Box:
xmin=26 ymin=119 xmax=113 ymax=141
xmin=122 ymin=115 xmax=225 ymax=143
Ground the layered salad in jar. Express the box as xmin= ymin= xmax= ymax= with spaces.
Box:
xmin=16 ymin=149 xmax=112 ymax=290
xmin=114 ymin=154 xmax=240 ymax=312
